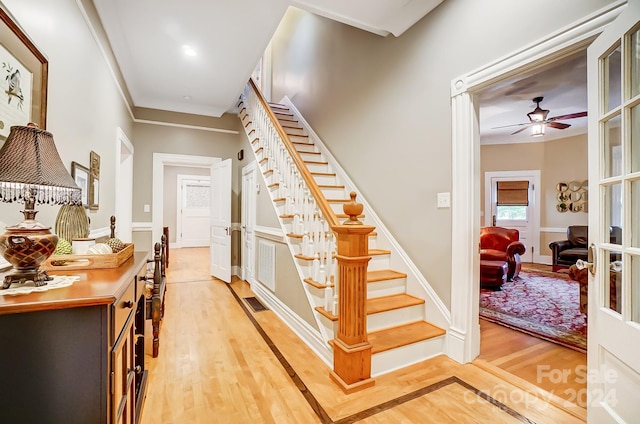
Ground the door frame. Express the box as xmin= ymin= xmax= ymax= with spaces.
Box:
xmin=449 ymin=2 xmax=626 ymax=363
xmin=241 ymin=162 xmax=257 ymax=283
xmin=484 ymin=170 xmax=541 ymax=263
xmin=176 ymin=174 xmax=211 ymax=248
xmin=152 ymin=153 xmax=220 ymax=253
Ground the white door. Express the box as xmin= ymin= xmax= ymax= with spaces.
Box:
xmin=177 ymin=176 xmax=210 ymax=247
xmin=586 ymin=3 xmax=640 ymax=421
xmin=484 ymin=171 xmax=540 ymax=263
xmin=114 ymin=129 xmax=133 ymax=243
xmin=210 ymin=159 xmax=232 ymax=283
xmin=241 ymin=163 xmax=257 ymax=283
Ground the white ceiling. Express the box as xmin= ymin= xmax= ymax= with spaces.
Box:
xmin=92 ymin=0 xmax=445 ymax=118
xmin=478 ymin=51 xmax=588 ymax=145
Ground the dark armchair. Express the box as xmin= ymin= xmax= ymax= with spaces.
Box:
xmin=549 ymin=225 xmax=588 ymax=272
xmin=549 ymin=225 xmax=622 ymax=272
xmin=480 ymin=226 xmax=527 ymax=281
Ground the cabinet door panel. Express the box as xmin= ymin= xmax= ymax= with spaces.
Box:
xmin=112 ymin=311 xmax=136 ymax=424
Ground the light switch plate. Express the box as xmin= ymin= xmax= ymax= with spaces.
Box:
xmin=437 ymin=192 xmax=450 ymax=208
xmin=143 ymin=204 xmax=150 ymax=213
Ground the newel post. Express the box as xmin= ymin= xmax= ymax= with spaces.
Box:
xmin=330 ymin=192 xmax=376 ymax=393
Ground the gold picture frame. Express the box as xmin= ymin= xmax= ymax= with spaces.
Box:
xmin=0 ymin=4 xmax=48 ymax=139
xmin=89 ymin=150 xmax=100 ymax=210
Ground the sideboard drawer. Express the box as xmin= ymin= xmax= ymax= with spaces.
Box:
xmin=112 ymin=279 xmax=136 ymax=343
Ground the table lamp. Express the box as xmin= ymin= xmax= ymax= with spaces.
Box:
xmin=0 ymin=124 xmax=81 ymax=289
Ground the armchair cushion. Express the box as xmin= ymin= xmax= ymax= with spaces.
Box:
xmin=480 ymin=226 xmax=526 ymax=281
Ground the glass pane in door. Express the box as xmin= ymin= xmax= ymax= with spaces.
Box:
xmin=604 ymin=114 xmax=622 ymax=178
xmin=604 ymin=44 xmax=622 ymax=113
xmin=605 ymin=183 xmax=623 ymax=232
xmin=605 ymin=249 xmax=623 ymax=313
xmin=631 ymin=29 xmax=640 ymax=98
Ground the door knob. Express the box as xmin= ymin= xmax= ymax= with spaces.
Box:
xmin=576 ymin=243 xmax=597 ymax=276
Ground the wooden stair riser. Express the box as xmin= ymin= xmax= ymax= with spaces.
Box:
xmin=371 ymin=337 xmax=446 ymax=377
xmin=367 ymin=304 xmax=424 ymax=332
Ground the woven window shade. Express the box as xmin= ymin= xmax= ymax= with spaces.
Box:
xmin=497 ymin=181 xmax=529 ymax=206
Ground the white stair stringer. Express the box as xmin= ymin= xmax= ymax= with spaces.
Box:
xmin=240 ymin=88 xmax=451 ymax=377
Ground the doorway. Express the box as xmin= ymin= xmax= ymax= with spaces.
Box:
xmin=115 ymin=128 xmax=134 ymax=243
xmin=176 ymin=174 xmax=211 ymax=248
xmin=484 ymin=171 xmax=540 ymax=263
xmin=449 ymin=0 xmax=623 ymax=365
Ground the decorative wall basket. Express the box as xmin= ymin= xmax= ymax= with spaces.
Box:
xmin=55 ymin=204 xmax=90 ymax=241
xmin=556 ymin=180 xmax=588 ymax=213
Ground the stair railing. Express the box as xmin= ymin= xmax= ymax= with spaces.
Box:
xmin=242 ymin=79 xmax=376 ymax=393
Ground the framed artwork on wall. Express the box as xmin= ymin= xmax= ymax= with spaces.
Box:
xmin=71 ymin=161 xmax=89 ymax=208
xmin=0 ymin=5 xmax=48 ymax=139
xmin=89 ymin=151 xmax=100 ymax=210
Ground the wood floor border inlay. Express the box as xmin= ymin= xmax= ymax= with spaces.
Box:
xmin=226 ymin=283 xmax=333 ymax=424
xmin=227 ymin=284 xmax=535 ymax=424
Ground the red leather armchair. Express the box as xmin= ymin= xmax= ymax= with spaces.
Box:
xmin=480 ymin=226 xmax=526 ymax=281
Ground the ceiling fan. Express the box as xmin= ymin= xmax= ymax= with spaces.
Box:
xmin=493 ymin=96 xmax=587 ymax=136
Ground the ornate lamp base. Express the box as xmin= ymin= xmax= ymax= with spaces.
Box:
xmin=2 ymin=269 xmax=53 ymax=289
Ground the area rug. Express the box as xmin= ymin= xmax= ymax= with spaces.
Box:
xmin=480 ymin=270 xmax=587 ymax=352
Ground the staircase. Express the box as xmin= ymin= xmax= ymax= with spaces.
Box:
xmin=239 ymin=80 xmax=450 ymax=379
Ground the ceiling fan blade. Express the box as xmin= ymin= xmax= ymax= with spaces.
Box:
xmin=511 ymin=126 xmax=531 ymax=135
xmin=547 ymin=111 xmax=587 ymax=121
xmin=492 ymin=122 xmax=529 ymax=130
xmin=547 ymin=121 xmax=571 ymax=130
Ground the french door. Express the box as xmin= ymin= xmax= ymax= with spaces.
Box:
xmin=586 ymin=1 xmax=640 ymax=421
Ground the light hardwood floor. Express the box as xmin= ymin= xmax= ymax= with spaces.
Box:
xmin=140 ymin=248 xmax=585 ymax=423
xmin=478 ymin=264 xmax=587 ymax=409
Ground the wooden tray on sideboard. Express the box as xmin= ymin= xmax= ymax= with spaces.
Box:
xmin=41 ymin=243 xmax=134 ymax=271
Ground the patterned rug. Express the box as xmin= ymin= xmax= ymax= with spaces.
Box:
xmin=480 ymin=270 xmax=587 ymax=352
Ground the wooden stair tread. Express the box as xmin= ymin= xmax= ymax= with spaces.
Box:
xmin=304 ymin=160 xmax=328 ymax=165
xmin=368 ymin=269 xmax=407 ymax=282
xmin=318 ymin=184 xmax=345 ymax=189
xmin=368 ymin=249 xmax=390 ymax=256
xmin=369 ymin=321 xmax=446 ymax=354
xmin=367 ymin=294 xmax=424 ymax=315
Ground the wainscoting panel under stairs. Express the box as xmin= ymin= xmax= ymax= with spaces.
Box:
xmin=239 ymin=81 xmax=451 ymax=379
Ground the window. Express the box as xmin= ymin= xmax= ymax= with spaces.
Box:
xmin=496 ymin=180 xmax=529 ymax=221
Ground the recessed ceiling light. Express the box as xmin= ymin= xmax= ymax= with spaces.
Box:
xmin=182 ymin=45 xmax=197 ymax=57
xmin=183 ymin=95 xmax=191 ymax=101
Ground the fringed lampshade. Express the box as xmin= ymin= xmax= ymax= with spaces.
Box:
xmin=0 ymin=124 xmax=81 ymax=289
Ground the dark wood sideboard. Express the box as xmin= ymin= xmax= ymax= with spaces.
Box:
xmin=0 ymin=252 xmax=150 ymax=424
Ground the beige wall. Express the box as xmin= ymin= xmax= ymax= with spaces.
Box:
xmin=480 ymin=134 xmax=589 ymax=228
xmin=0 ymin=0 xmax=134 ymax=236
xmin=268 ymin=0 xmax=612 ymax=307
